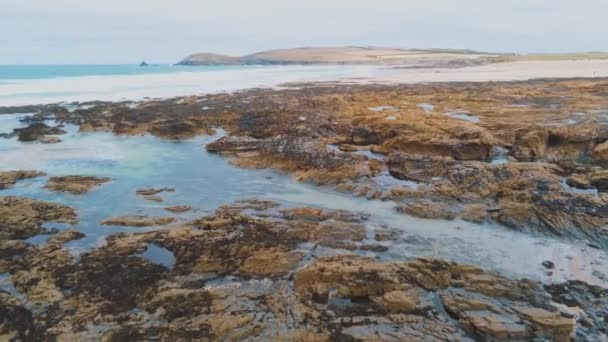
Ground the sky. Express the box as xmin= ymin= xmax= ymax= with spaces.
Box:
xmin=1 ymin=0 xmax=607 ymax=64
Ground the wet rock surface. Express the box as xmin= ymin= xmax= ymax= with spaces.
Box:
xmin=7 ymin=79 xmax=607 ymax=247
xmin=1 ymin=79 xmax=608 ymax=340
xmin=164 ymin=205 xmax=192 ymax=213
xmin=0 ymin=122 xmax=67 ymax=142
xmin=45 ymin=175 xmax=111 ymax=194
xmin=101 ymin=215 xmax=176 ymax=227
xmin=0 ymin=170 xmax=46 ymax=190
xmin=0 ymin=200 xmax=603 ymax=340
xmin=0 ymin=196 xmax=77 ymax=239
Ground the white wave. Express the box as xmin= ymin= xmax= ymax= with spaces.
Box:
xmin=0 ymin=65 xmax=375 ymax=106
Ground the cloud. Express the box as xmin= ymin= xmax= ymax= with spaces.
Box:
xmin=1 ymin=0 xmax=607 ymax=63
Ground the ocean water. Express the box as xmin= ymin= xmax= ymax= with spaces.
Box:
xmin=1 ymin=114 xmax=607 ymax=287
xmin=0 ymin=64 xmax=377 ymax=106
xmin=0 ymin=64 xmax=271 ymax=80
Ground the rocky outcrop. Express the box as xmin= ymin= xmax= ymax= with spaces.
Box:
xmin=136 ymin=187 xmax=175 ymax=196
xmin=0 ymin=196 xmax=77 ymax=239
xmin=295 ymin=256 xmax=575 ymax=341
xmin=388 ymin=153 xmax=608 ymax=246
xmin=5 ymin=79 xmax=608 ymax=246
xmin=45 ymin=175 xmax=111 ymax=194
xmin=2 ymin=122 xmax=67 ymax=142
xmin=2 ymin=201 xmax=600 ymax=340
xmin=164 ymin=205 xmax=192 ymax=213
xmin=101 ymin=215 xmax=176 ymax=227
xmin=0 ymin=170 xmax=45 ymax=189
xmin=0 ymin=200 xmax=603 ymax=341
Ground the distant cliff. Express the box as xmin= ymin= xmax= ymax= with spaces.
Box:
xmin=177 ymin=53 xmax=242 ymax=66
xmin=177 ymin=46 xmax=498 ymax=66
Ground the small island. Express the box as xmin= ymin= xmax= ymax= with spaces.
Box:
xmin=139 ymin=61 xmax=149 ymax=67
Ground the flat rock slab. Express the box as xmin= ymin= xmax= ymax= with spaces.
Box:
xmin=101 ymin=215 xmax=176 ymax=227
xmin=136 ymin=187 xmax=175 ymax=196
xmin=164 ymin=205 xmax=192 ymax=213
xmin=45 ymin=176 xmax=111 ymax=195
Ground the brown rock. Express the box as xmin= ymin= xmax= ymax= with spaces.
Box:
xmin=136 ymin=187 xmax=175 ymax=196
xmin=165 ymin=205 xmax=192 ymax=213
xmin=0 ymin=170 xmax=46 ymax=189
xmin=101 ymin=215 xmax=176 ymax=227
xmin=566 ymin=174 xmax=592 ymax=189
xmin=238 ymin=249 xmax=304 ymax=277
xmin=592 ymin=141 xmax=608 ymax=161
xmin=371 ymin=288 xmax=420 ymax=313
xmin=397 ymin=201 xmax=459 ymax=220
xmin=144 ymin=195 xmax=164 ymax=202
xmin=0 ymin=196 xmax=77 ymax=239
xmin=374 ymin=229 xmax=400 ymax=241
xmin=45 ymin=175 xmax=111 ymax=194
xmin=461 ymin=204 xmax=488 ymax=223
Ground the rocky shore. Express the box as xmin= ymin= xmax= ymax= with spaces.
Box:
xmin=1 ymin=199 xmax=606 ymax=340
xmin=10 ymin=78 xmax=607 ymax=246
xmin=2 ymin=78 xmax=608 ymax=340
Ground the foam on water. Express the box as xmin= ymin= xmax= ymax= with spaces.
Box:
xmin=0 ymin=65 xmax=376 ymax=106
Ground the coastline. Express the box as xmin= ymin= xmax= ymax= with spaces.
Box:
xmin=1 ymin=64 xmax=608 ymax=340
xmin=3 ymin=59 xmax=608 ymax=107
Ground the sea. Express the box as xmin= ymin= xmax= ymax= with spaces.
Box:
xmin=0 ymin=64 xmax=375 ymax=106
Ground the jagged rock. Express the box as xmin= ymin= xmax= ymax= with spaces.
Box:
xmin=545 ymin=281 xmax=608 ymax=339
xmin=237 ymin=248 xmax=304 ymax=277
xmin=165 ymin=205 xmax=192 ymax=213
xmin=14 ymin=122 xmax=66 ymax=142
xmin=0 ymin=297 xmax=35 ymax=341
xmin=511 ymin=129 xmax=549 ymax=161
xmin=374 ymin=228 xmax=400 ymax=241
xmin=566 ymin=174 xmax=592 ymax=189
xmin=136 ymin=187 xmax=175 ymax=196
xmin=0 ymin=196 xmax=77 ymax=239
xmin=592 ymin=141 xmax=608 ymax=161
xmin=461 ymin=204 xmax=488 ymax=223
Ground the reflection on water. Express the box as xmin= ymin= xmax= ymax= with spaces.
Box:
xmin=0 ymin=273 xmax=26 ymax=302
xmin=1 ymin=115 xmax=607 ymax=288
xmin=139 ymin=244 xmax=176 ymax=269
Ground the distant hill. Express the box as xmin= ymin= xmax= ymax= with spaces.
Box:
xmin=177 ymin=46 xmax=500 ymax=66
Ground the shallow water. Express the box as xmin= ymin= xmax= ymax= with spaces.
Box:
xmin=1 ymin=114 xmax=608 ymax=288
xmin=444 ymin=110 xmax=480 ymax=123
xmin=139 ymin=244 xmax=176 ymax=269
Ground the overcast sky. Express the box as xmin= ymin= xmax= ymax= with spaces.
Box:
xmin=1 ymin=0 xmax=607 ymax=64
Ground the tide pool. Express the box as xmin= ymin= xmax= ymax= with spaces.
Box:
xmin=1 ymin=114 xmax=607 ymax=287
